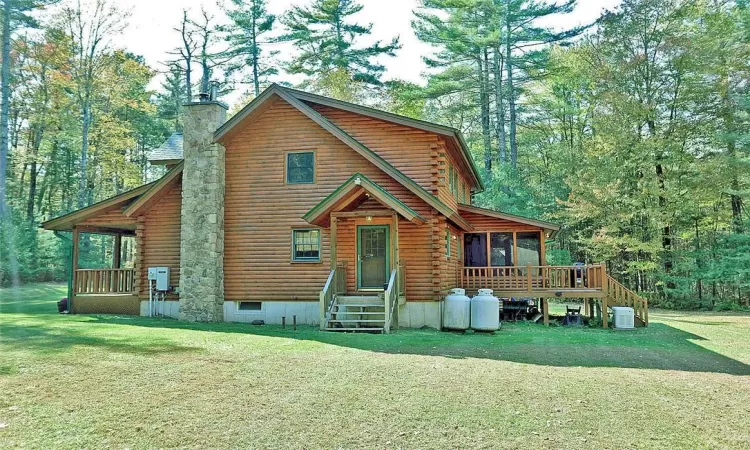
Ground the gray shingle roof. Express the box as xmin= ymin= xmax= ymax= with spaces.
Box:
xmin=149 ymin=132 xmax=183 ymax=163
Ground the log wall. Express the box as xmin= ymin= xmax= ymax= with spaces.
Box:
xmin=136 ymin=181 xmax=182 ymax=299
xmin=223 ymin=99 xmax=437 ymax=302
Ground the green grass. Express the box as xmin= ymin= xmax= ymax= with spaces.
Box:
xmin=2 ymin=284 xmax=749 ymax=449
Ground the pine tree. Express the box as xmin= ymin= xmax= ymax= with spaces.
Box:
xmin=156 ymin=64 xmax=186 ymax=132
xmin=220 ymin=0 xmax=277 ymax=97
xmin=279 ymin=0 xmax=400 ymax=95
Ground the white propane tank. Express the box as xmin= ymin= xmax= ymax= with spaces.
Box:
xmin=471 ymin=288 xmax=500 ymax=331
xmin=443 ymin=288 xmax=471 ymax=330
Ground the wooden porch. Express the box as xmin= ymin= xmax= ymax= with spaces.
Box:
xmin=70 ymin=226 xmax=139 ymax=315
xmin=459 ymin=263 xmax=648 ymax=328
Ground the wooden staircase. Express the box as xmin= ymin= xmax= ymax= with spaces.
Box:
xmin=324 ymin=295 xmax=387 ymax=332
xmin=604 ymin=275 xmax=649 ymax=327
xmin=319 ymin=262 xmax=404 ymax=333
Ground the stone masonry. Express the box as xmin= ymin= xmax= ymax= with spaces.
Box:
xmin=179 ymin=101 xmax=227 ymax=322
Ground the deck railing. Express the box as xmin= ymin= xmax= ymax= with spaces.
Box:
xmin=74 ymin=268 xmax=136 ymax=294
xmin=605 ymin=274 xmax=649 ymax=326
xmin=460 ymin=264 xmax=606 ymax=293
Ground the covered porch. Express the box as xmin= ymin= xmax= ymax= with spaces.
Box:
xmin=308 ymin=174 xmax=419 ymax=332
xmin=456 ymin=206 xmax=648 ymax=328
xmin=41 ymin=185 xmax=148 ymax=315
xmin=69 ymin=225 xmax=139 ymax=315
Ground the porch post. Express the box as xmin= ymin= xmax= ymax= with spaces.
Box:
xmin=601 ymin=262 xmax=608 ymax=329
xmin=71 ymin=227 xmax=80 ymax=310
xmin=113 ymin=233 xmax=122 ymax=269
xmin=330 ymin=216 xmax=337 ymax=270
xmin=391 ymin=213 xmax=399 ymax=270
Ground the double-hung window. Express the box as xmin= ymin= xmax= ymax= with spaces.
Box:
xmin=292 ymin=229 xmax=321 ymax=262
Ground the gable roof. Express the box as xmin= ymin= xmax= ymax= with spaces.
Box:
xmin=149 ymin=132 xmax=183 ymax=165
xmin=303 ymin=173 xmax=426 ymax=227
xmin=123 ymin=161 xmax=184 ymax=217
xmin=282 ymin=86 xmax=484 ymax=192
xmin=215 ymin=84 xmax=474 ymax=232
xmin=458 ymin=203 xmax=561 ymax=238
xmin=41 ymin=182 xmax=156 ymax=231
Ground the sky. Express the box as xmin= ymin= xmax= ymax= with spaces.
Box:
xmin=115 ymin=0 xmax=622 ymax=108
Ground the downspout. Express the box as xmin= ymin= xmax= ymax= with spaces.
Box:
xmin=53 ymin=230 xmax=73 ymax=310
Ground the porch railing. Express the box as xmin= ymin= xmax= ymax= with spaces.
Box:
xmin=74 ymin=268 xmax=136 ymax=294
xmin=460 ymin=264 xmax=606 ymax=293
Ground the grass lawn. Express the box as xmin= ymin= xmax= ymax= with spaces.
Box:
xmin=2 ymin=284 xmax=750 ymax=449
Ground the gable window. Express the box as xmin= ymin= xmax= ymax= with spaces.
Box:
xmin=287 ymin=151 xmax=315 ymax=184
xmin=448 ymin=165 xmax=455 ymax=193
xmin=292 ymin=229 xmax=321 ymax=262
xmin=461 ymin=183 xmax=466 ymax=204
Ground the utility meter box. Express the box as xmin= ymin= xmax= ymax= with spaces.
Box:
xmin=153 ymin=267 xmax=170 ymax=291
xmin=147 ymin=267 xmax=157 ymax=281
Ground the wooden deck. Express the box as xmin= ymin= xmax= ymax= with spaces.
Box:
xmin=459 ymin=264 xmax=648 ymax=328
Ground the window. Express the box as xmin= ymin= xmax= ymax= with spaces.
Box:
xmin=238 ymin=301 xmax=262 ymax=312
xmin=446 ymin=229 xmax=451 ymax=257
xmin=490 ymin=232 xmax=514 ymax=266
xmin=460 ymin=183 xmax=466 ymax=204
xmin=286 ymin=151 xmax=315 ymax=184
xmin=516 ymin=232 xmax=541 ymax=267
xmin=448 ymin=165 xmax=454 ymax=193
xmin=292 ymin=229 xmax=321 ymax=262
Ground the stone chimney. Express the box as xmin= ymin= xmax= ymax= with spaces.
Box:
xmin=179 ymin=96 xmax=227 ymax=322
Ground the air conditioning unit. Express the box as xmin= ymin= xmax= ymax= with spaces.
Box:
xmin=611 ymin=306 xmax=635 ymax=329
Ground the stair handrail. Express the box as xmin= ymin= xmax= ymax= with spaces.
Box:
xmin=319 ymin=269 xmax=337 ymax=331
xmin=397 ymin=260 xmax=406 ymax=297
xmin=383 ymin=268 xmax=398 ymax=333
xmin=605 ymin=274 xmax=649 ymax=326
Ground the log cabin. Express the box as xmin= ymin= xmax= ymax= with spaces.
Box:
xmin=42 ymin=84 xmax=648 ymax=331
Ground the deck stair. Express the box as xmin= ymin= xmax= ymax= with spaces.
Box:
xmin=604 ymin=275 xmax=649 ymax=327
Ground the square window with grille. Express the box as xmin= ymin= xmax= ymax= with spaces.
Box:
xmin=292 ymin=229 xmax=321 ymax=262
xmin=287 ymin=151 xmax=315 ymax=184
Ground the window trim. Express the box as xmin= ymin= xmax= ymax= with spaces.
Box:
xmin=446 ymin=229 xmax=451 ymax=257
xmin=291 ymin=228 xmax=322 ymax=263
xmin=285 ymin=150 xmax=316 ymax=185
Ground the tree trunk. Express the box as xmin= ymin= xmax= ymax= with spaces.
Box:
xmin=478 ymin=53 xmax=492 ymax=173
xmin=252 ymin=11 xmax=260 ymax=96
xmin=0 ymin=0 xmax=11 ymax=218
xmin=505 ymin=16 xmax=518 ymax=169
xmin=78 ymin=104 xmax=91 ymax=208
xmin=492 ymin=47 xmax=507 ymax=164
